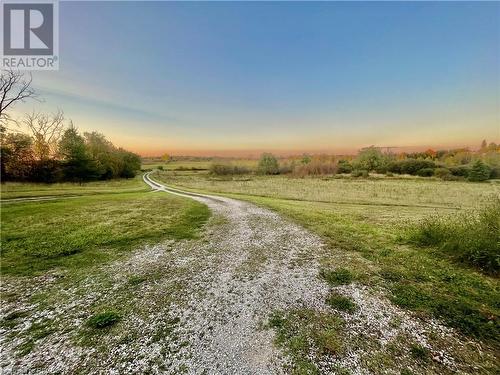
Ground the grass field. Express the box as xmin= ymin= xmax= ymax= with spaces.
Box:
xmin=0 ymin=176 xmax=147 ymax=200
xmin=141 ymin=159 xmax=258 ymax=171
xmin=152 ymin=169 xmax=500 ymax=355
xmin=1 ymin=179 xmax=210 ymax=276
xmin=1 ymin=177 xmax=212 ymax=368
xmin=2 ymin=169 xmax=498 ymax=373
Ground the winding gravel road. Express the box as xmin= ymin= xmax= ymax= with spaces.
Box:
xmin=142 ymin=172 xmax=330 ymax=373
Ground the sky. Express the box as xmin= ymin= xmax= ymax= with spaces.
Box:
xmin=13 ymin=1 xmax=500 ymax=156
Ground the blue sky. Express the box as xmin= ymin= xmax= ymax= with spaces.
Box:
xmin=19 ymin=1 xmax=500 ymax=155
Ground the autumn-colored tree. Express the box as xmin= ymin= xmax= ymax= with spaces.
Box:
xmin=425 ymin=149 xmax=437 ymax=158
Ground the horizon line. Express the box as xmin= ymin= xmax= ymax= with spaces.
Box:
xmin=139 ymin=141 xmax=497 ymax=159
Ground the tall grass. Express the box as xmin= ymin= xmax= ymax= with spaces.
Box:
xmin=292 ymin=160 xmax=337 ymax=177
xmin=406 ymin=197 xmax=500 ymax=274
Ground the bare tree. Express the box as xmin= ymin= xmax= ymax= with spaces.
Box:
xmin=0 ymin=70 xmax=39 ymax=129
xmin=23 ymin=110 xmax=65 ymax=160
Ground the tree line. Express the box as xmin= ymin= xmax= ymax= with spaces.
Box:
xmin=209 ymin=142 xmax=500 ymax=182
xmin=1 ymin=70 xmax=140 ymax=183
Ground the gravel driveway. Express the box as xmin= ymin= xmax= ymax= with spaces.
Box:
xmin=142 ymin=172 xmax=330 ymax=373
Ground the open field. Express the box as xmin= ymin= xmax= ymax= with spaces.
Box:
xmin=141 ymin=159 xmax=258 ymax=171
xmin=152 ymin=170 xmax=499 ymax=218
xmin=2 ymin=170 xmax=499 ymax=374
xmin=1 ymin=190 xmax=210 ymax=276
xmin=152 ymin=169 xmax=500 ymax=370
xmin=1 ymin=2 xmax=498 ymax=373
xmin=0 ymin=176 xmax=147 ymax=200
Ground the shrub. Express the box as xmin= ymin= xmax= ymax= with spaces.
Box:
xmin=157 ymin=165 xmax=164 ymax=171
xmin=87 ymin=311 xmax=121 ymax=329
xmin=210 ymin=163 xmax=233 ymax=175
xmin=337 ymin=160 xmax=352 ymax=174
xmin=416 ymin=168 xmax=434 ymax=177
xmin=406 ymin=198 xmax=500 ymax=274
xmin=434 ymin=168 xmax=451 ymax=179
xmin=351 ymin=169 xmax=368 ymax=178
xmin=388 ymin=159 xmax=436 ymax=175
xmin=449 ymin=165 xmax=471 ymax=177
xmin=257 ymin=153 xmax=279 ymax=175
xmin=352 ymin=146 xmax=389 ymax=172
xmin=209 ymin=163 xmax=249 ymax=175
xmin=468 ymin=160 xmax=491 ymax=182
xmin=375 ymin=165 xmax=388 ymax=174
xmin=233 ymin=165 xmax=250 ymax=175
xmin=490 ymin=166 xmax=500 ymax=179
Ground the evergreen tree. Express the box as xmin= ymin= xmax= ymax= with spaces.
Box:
xmin=468 ymin=160 xmax=491 ymax=182
xmin=59 ymin=125 xmax=99 ymax=183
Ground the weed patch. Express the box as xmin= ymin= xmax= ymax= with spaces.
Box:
xmin=405 ymin=198 xmax=500 ymax=274
xmin=87 ymin=311 xmax=121 ymax=329
xmin=409 ymin=344 xmax=430 ymax=362
xmin=390 ymin=284 xmax=498 ymax=344
xmin=326 ymin=293 xmax=357 ymax=313
xmin=320 ymin=268 xmax=354 ymax=286
xmin=127 ymin=275 xmax=148 ymax=286
xmin=268 ymin=309 xmax=343 ymax=374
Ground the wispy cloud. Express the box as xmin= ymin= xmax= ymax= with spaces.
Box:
xmin=36 ymin=86 xmax=181 ymax=123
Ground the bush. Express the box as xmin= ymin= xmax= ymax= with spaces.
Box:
xmin=351 ymin=169 xmax=368 ymax=178
xmin=434 ymin=168 xmax=451 ymax=179
xmin=416 ymin=168 xmax=434 ymax=177
xmin=209 ymin=163 xmax=249 ymax=175
xmin=337 ymin=160 xmax=352 ymax=174
xmin=352 ymin=147 xmax=389 ymax=172
xmin=406 ymin=198 xmax=500 ymax=274
xmin=449 ymin=165 xmax=471 ymax=177
xmin=388 ymin=159 xmax=436 ymax=175
xmin=257 ymin=153 xmax=279 ymax=175
xmin=468 ymin=160 xmax=491 ymax=182
xmin=29 ymin=159 xmax=63 ymax=183
xmin=490 ymin=166 xmax=500 ymax=179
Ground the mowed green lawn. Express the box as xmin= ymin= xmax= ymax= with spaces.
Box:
xmin=153 ymin=170 xmax=500 ymax=350
xmin=1 ymin=181 xmax=210 ymax=276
